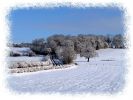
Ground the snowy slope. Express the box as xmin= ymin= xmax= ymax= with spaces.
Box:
xmin=7 ymin=49 xmax=126 ymax=94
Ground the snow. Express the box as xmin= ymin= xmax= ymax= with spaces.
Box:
xmin=7 ymin=47 xmax=45 ymax=62
xmin=7 ymin=49 xmax=126 ymax=94
xmin=10 ymin=47 xmax=31 ymax=52
xmin=7 ymin=56 xmax=44 ymax=62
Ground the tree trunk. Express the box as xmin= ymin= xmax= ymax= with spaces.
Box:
xmin=87 ymin=57 xmax=90 ymax=62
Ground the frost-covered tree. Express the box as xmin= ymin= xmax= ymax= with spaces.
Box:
xmin=105 ymin=35 xmax=113 ymax=47
xmin=62 ymin=47 xmax=75 ymax=64
xmin=112 ymin=34 xmax=125 ymax=48
xmin=30 ymin=38 xmax=48 ymax=54
xmin=55 ymin=40 xmax=75 ymax=64
xmin=80 ymin=47 xmax=97 ymax=62
xmin=47 ymin=34 xmax=65 ymax=46
xmin=48 ymin=40 xmax=57 ymax=51
xmin=55 ymin=46 xmax=75 ymax=64
xmin=61 ymin=40 xmax=74 ymax=48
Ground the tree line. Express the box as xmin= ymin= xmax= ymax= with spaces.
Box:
xmin=10 ymin=34 xmax=126 ymax=64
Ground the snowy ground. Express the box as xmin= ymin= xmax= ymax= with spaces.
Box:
xmin=10 ymin=47 xmax=31 ymax=52
xmin=7 ymin=56 xmax=44 ymax=62
xmin=7 ymin=49 xmax=126 ymax=94
xmin=7 ymin=47 xmax=45 ymax=62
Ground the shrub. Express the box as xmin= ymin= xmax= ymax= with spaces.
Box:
xmin=62 ymin=47 xmax=76 ymax=64
xmin=56 ymin=46 xmax=76 ymax=64
xmin=10 ymin=51 xmax=21 ymax=57
xmin=28 ymin=51 xmax=36 ymax=57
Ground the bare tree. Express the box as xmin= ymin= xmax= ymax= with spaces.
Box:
xmin=80 ymin=46 xmax=97 ymax=62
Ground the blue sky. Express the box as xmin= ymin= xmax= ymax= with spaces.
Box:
xmin=9 ymin=7 xmax=124 ymax=43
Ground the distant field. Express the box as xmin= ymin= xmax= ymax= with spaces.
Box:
xmin=7 ymin=47 xmax=44 ymax=62
xmin=7 ymin=56 xmax=44 ymax=62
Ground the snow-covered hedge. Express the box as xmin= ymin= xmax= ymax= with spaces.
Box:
xmin=9 ymin=63 xmax=73 ymax=73
xmin=10 ymin=65 xmax=53 ymax=73
xmin=10 ymin=61 xmax=50 ymax=69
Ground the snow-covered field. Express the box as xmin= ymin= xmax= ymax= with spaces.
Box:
xmin=7 ymin=47 xmax=45 ymax=62
xmin=7 ymin=56 xmax=44 ymax=62
xmin=10 ymin=47 xmax=31 ymax=52
xmin=7 ymin=49 xmax=126 ymax=94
